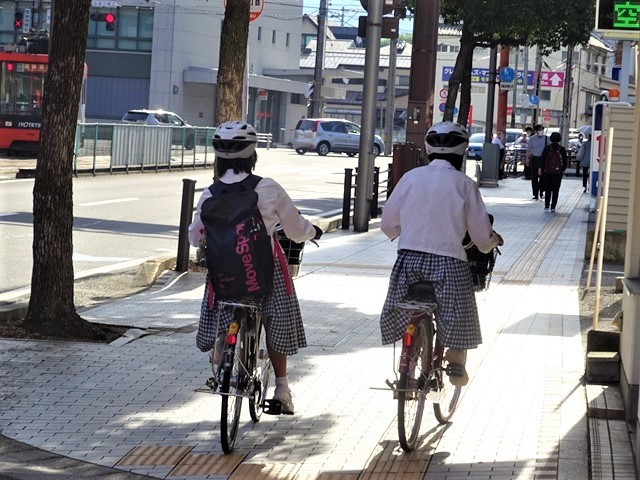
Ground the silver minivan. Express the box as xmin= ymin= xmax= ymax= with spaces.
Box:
xmin=292 ymin=118 xmax=384 ymax=156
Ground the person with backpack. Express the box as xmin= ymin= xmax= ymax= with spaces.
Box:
xmin=188 ymin=120 xmax=322 ymax=415
xmin=379 ymin=122 xmax=504 ymax=387
xmin=539 ymin=131 xmax=568 ymax=212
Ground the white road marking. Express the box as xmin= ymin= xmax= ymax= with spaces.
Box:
xmin=0 ymin=212 xmax=19 ymax=217
xmin=76 ymin=197 xmax=139 ymax=207
xmin=73 ymin=253 xmax=132 ymax=262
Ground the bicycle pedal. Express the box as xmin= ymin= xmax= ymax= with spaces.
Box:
xmin=446 ymin=365 xmax=465 ymax=377
xmin=205 ymin=377 xmax=219 ymax=391
xmin=263 ymin=399 xmax=293 ymax=416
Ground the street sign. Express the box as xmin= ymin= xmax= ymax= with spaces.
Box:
xmin=439 ymin=88 xmax=448 ymax=99
xmin=442 ymin=67 xmax=564 ymax=88
xmin=249 ymin=0 xmax=264 ymax=21
xmin=499 ymin=67 xmax=516 ymax=83
xmin=224 ymin=0 xmax=264 ymax=21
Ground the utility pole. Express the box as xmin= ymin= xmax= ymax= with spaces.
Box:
xmin=384 ymin=38 xmax=398 ymax=156
xmin=521 ymin=47 xmax=529 ymax=126
xmin=310 ymin=0 xmax=328 ymax=118
xmin=496 ymin=45 xmax=509 ymax=138
xmin=511 ymin=49 xmax=519 ymax=128
xmin=353 ymin=0 xmax=382 ymax=232
xmin=559 ymin=44 xmax=574 ymax=147
xmin=532 ymin=47 xmax=543 ymax=126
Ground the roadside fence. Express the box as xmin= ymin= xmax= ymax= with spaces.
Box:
xmin=73 ymin=123 xmax=272 ymax=175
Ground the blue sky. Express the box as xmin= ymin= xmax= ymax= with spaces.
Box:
xmin=303 ymin=0 xmax=414 ymax=35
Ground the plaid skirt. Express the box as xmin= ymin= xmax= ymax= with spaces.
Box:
xmin=196 ymin=256 xmax=307 ymax=355
xmin=380 ymin=250 xmax=482 ymax=350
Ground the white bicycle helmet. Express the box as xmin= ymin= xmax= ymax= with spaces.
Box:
xmin=212 ymin=121 xmax=258 ymax=159
xmin=425 ymin=121 xmax=469 ymax=157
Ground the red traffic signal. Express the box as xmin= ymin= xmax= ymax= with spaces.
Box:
xmin=105 ymin=13 xmax=116 ymax=31
xmin=14 ymin=11 xmax=23 ymax=31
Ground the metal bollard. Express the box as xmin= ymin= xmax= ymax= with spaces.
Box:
xmin=176 ymin=178 xmax=197 ymax=272
xmin=342 ymin=168 xmax=353 ymax=230
xmin=371 ymin=166 xmax=380 ymax=218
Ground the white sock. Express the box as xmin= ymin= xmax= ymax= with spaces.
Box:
xmin=275 ymin=377 xmax=289 ymax=390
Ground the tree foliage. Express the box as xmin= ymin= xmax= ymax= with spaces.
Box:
xmin=438 ymin=0 xmax=595 ymax=125
xmin=24 ymin=1 xmax=106 ymax=340
xmin=215 ymin=0 xmax=251 ymax=125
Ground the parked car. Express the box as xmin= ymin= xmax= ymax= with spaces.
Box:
xmin=466 ymin=132 xmax=485 ymax=161
xmin=121 ymin=109 xmax=195 ymax=150
xmin=292 ymin=118 xmax=385 ymax=156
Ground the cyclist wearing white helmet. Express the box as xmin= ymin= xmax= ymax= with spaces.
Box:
xmin=379 ymin=121 xmax=503 ymax=387
xmin=189 ymin=120 xmax=322 ymax=414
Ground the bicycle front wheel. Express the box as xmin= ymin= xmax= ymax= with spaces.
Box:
xmin=249 ymin=322 xmax=273 ymax=422
xmin=397 ymin=319 xmax=432 ymax=452
xmin=220 ymin=314 xmax=246 ymax=453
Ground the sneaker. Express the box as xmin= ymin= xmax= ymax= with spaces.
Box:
xmin=544 ymin=206 xmax=549 ymax=211
xmin=444 ymin=348 xmax=469 ymax=387
xmin=532 ymin=196 xmax=538 ymax=200
xmin=550 ymin=208 xmax=556 ymax=212
xmin=273 ymin=386 xmax=294 ymax=414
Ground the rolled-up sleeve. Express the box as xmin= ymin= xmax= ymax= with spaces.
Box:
xmin=380 ymin=180 xmax=403 ymax=240
xmin=465 ymin=187 xmax=499 ymax=253
xmin=273 ymin=182 xmax=316 ymax=243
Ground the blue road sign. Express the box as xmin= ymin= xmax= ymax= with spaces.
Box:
xmin=500 ymin=67 xmax=516 ymax=83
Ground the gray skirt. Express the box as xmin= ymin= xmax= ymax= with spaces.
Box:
xmin=196 ymin=256 xmax=307 ymax=355
xmin=380 ymin=250 xmax=482 ymax=350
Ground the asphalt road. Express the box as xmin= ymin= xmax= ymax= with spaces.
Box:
xmin=0 ymin=148 xmax=393 ymax=301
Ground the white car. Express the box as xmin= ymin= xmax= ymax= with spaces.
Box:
xmin=121 ymin=109 xmax=195 ymax=150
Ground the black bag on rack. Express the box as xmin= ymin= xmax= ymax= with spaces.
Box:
xmin=462 ymin=214 xmax=498 ymax=292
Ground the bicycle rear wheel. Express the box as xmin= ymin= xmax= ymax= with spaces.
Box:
xmin=220 ymin=313 xmax=246 ymax=454
xmin=397 ymin=319 xmax=432 ymax=452
xmin=249 ymin=322 xmax=273 ymax=422
xmin=433 ymin=349 xmax=464 ymax=424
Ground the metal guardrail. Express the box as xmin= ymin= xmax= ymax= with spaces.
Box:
xmin=256 ymin=132 xmax=272 ymax=149
xmin=72 ymin=124 xmax=275 ymax=174
xmin=341 ymin=164 xmax=392 ymax=230
xmin=73 ymin=123 xmax=218 ymax=175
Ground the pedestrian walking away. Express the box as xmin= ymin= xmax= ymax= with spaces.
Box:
xmin=379 ymin=121 xmax=504 ymax=388
xmin=188 ymin=120 xmax=323 ymax=415
xmin=526 ymin=124 xmax=548 ymax=200
xmin=539 ymin=131 xmax=568 ymax=212
xmin=519 ymin=126 xmax=534 ymax=179
xmin=577 ymin=130 xmax=592 ymax=193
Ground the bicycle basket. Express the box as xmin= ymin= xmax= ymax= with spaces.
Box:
xmin=465 ymin=244 xmax=497 ymax=292
xmin=275 ymin=229 xmax=305 ymax=278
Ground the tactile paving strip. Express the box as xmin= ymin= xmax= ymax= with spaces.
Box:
xmin=115 ymin=445 xmax=193 ymax=467
xmin=502 ymin=185 xmax=582 ymax=285
xmin=169 ymin=452 xmax=246 ymax=476
xmin=229 ymin=462 xmax=300 ymax=479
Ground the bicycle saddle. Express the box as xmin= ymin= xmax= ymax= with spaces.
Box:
xmin=406 ymin=282 xmax=437 ymax=302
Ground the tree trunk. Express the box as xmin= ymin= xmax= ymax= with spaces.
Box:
xmin=215 ymin=0 xmax=250 ymax=125
xmin=444 ymin=25 xmax=474 ymax=124
xmin=24 ymin=0 xmax=105 ymax=340
xmin=456 ymin=40 xmax=474 ymax=127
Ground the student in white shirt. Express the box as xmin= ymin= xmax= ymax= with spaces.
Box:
xmin=380 ymin=121 xmax=504 ymax=387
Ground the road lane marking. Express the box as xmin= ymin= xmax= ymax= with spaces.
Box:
xmin=73 ymin=253 xmax=132 ymax=262
xmin=76 ymin=197 xmax=139 ymax=207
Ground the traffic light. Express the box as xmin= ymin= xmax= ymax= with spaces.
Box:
xmin=89 ymin=12 xmax=116 ymax=32
xmin=14 ymin=11 xmax=23 ymax=31
xmin=105 ymin=13 xmax=116 ymax=31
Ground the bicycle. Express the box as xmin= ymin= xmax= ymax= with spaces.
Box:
xmin=205 ymin=300 xmax=273 ymax=453
xmin=202 ymin=228 xmax=313 ymax=453
xmin=383 ymin=281 xmax=464 ymax=452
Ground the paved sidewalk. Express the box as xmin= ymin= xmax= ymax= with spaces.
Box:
xmin=0 ymin=173 xmax=634 ymax=479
